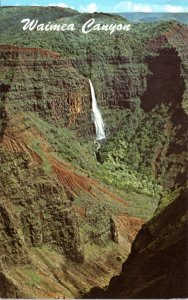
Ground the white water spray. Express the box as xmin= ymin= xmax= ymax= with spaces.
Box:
xmin=89 ymin=79 xmax=106 ymax=141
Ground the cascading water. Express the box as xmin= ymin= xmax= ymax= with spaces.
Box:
xmin=89 ymin=79 xmax=106 ymax=141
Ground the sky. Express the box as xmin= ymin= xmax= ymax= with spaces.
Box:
xmin=1 ymin=0 xmax=188 ymax=13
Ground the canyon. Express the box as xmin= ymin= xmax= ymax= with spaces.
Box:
xmin=85 ymin=185 xmax=188 ymax=298
xmin=0 ymin=6 xmax=187 ymax=298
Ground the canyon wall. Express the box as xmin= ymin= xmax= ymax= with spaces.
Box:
xmin=85 ymin=184 xmax=188 ymax=298
xmin=0 ymin=22 xmax=187 ymax=190
xmin=0 ymin=45 xmax=93 ymax=137
xmin=0 ymin=9 xmax=187 ymax=298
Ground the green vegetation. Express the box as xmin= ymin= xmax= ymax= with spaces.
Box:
xmin=24 ymin=269 xmax=42 ymax=288
xmin=97 ymin=102 xmax=170 ymax=196
xmin=0 ymin=6 xmax=78 ymax=35
xmin=155 ymin=184 xmax=186 ymax=216
xmin=0 ymin=7 xmax=172 ymax=61
xmin=26 ymin=99 xmax=173 ymax=202
xmin=1 ymin=7 xmax=186 ymax=219
xmin=28 ymin=138 xmax=52 ymax=174
xmin=23 ymin=112 xmax=159 ymax=219
xmin=0 ymin=9 xmax=187 ymax=299
xmin=24 ymin=112 xmax=97 ymax=174
xmin=24 ymin=109 xmax=165 ymax=197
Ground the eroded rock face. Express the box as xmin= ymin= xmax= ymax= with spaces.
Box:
xmin=0 ymin=272 xmax=22 ymax=298
xmin=1 ymin=23 xmax=187 ymax=191
xmin=0 ymin=147 xmax=84 ymax=265
xmin=0 ymin=45 xmax=93 ymax=138
xmin=82 ymin=203 xmax=117 ymax=245
xmin=0 ymin=196 xmax=30 ymax=266
xmin=0 ymin=12 xmax=187 ymax=297
xmin=0 ymin=83 xmax=9 ymax=140
xmin=84 ymin=185 xmax=188 ymax=299
xmin=0 ymin=145 xmax=139 ymax=298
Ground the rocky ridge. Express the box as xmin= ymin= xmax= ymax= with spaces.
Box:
xmin=84 ymin=184 xmax=188 ymax=298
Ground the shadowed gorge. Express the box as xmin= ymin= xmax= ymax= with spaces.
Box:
xmin=0 ymin=7 xmax=187 ymax=299
xmin=84 ymin=186 xmax=188 ymax=299
xmin=141 ymin=48 xmax=185 ymax=111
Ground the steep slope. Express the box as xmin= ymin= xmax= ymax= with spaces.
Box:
xmin=0 ymin=45 xmax=92 ymax=136
xmin=0 ymin=146 xmax=83 ymax=298
xmin=0 ymin=117 xmax=144 ymax=298
xmin=0 ymin=11 xmax=187 ymax=195
xmin=85 ymin=184 xmax=188 ymax=298
xmin=0 ymin=45 xmax=144 ymax=298
xmin=0 ymin=8 xmax=187 ymax=298
xmin=0 ymin=43 xmax=158 ymax=218
xmin=0 ymin=144 xmax=144 ymax=298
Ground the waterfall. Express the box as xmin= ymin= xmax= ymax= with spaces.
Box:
xmin=89 ymin=79 xmax=106 ymax=141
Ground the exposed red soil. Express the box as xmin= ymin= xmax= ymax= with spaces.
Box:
xmin=1 ymin=115 xmax=146 ymax=299
xmin=73 ymin=205 xmax=86 ymax=218
xmin=2 ymin=134 xmax=43 ymax=165
xmin=148 ymin=23 xmax=188 ymax=52
xmin=115 ymin=215 xmax=145 ymax=243
xmin=2 ymin=117 xmax=128 ymax=208
xmin=50 ymin=155 xmax=128 ymax=206
xmin=50 ymin=155 xmax=94 ymax=196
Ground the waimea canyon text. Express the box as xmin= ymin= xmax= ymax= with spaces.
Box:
xmin=21 ymin=18 xmax=131 ymax=35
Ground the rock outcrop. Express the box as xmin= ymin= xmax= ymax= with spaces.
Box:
xmin=0 ymin=147 xmax=84 ymax=264
xmin=0 ymin=144 xmax=142 ymax=298
xmin=0 ymin=45 xmax=93 ymax=138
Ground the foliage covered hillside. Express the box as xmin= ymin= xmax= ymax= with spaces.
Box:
xmin=0 ymin=7 xmax=187 ymax=298
xmin=0 ymin=7 xmax=187 ymax=212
